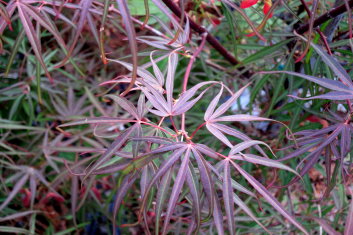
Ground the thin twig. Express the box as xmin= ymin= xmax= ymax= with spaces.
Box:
xmin=343 ymin=0 xmax=353 ymax=53
xmin=182 ymin=33 xmax=208 ymax=92
xmin=296 ymin=0 xmax=319 ymax=62
xmin=343 ymin=0 xmax=353 ymax=40
xmin=317 ymin=30 xmax=332 ymax=55
xmin=161 ymin=0 xmax=240 ymax=66
xmin=181 ymin=33 xmax=208 ymax=135
xmin=297 ymin=0 xmax=353 ymax=34
xmin=299 ymin=0 xmax=312 ymax=17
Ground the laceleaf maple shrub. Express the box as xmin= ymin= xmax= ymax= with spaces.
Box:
xmin=1 ymin=0 xmax=353 ymax=234
xmin=60 ymin=53 xmax=306 ymax=234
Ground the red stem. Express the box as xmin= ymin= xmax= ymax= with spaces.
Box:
xmin=299 ymin=0 xmax=312 ymax=17
xmin=161 ymin=0 xmax=241 ymax=66
xmin=316 ymin=29 xmax=331 ymax=54
xmin=169 ymin=116 xmax=179 ymax=134
xmin=182 ymin=33 xmax=208 ymax=92
xmin=181 ymin=33 xmax=208 ymax=135
xmin=189 ymin=122 xmax=207 ymax=139
xmin=141 ymin=121 xmax=176 ymax=137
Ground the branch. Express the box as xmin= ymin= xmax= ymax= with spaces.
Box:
xmin=161 ymin=0 xmax=240 ymax=66
xmin=297 ymin=0 xmax=353 ymax=34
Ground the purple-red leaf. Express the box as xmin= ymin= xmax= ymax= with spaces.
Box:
xmin=289 ymin=91 xmax=353 ymax=101
xmin=345 ymin=191 xmax=353 ymax=235
xmin=174 ymin=81 xmax=216 ymax=112
xmin=105 ymin=95 xmax=140 ymax=120
xmin=155 ymin=168 xmax=172 ymax=234
xmin=205 ymin=85 xmax=224 ymax=121
xmin=172 ymin=87 xmax=210 ymax=115
xmin=261 ymin=71 xmax=353 ymax=93
xmin=166 ymin=52 xmax=178 ymax=109
xmin=230 ymin=161 xmax=309 ymax=235
xmin=191 ymin=148 xmax=215 ymax=219
xmin=113 ymin=173 xmax=138 ymax=235
xmin=206 ymin=123 xmax=233 ymax=147
xmin=84 ymin=124 xmax=138 ymax=178
xmin=208 ymin=84 xmax=250 ymax=121
xmin=214 ymin=114 xmax=273 ymax=122
xmin=59 ymin=117 xmax=133 ymax=128
xmin=0 ymin=174 xmax=28 ymax=211
xmin=16 ymin=2 xmax=52 ymax=82
xmin=222 ymin=160 xmax=235 ymax=235
xmin=185 ymin=164 xmax=201 ymax=233
xmin=150 ymin=51 xmax=165 ymax=85
xmin=230 ymin=154 xmax=298 ymax=175
xmin=295 ymin=33 xmax=353 ymax=88
xmin=138 ymin=146 xmax=187 ymax=222
xmin=162 ymin=147 xmax=190 ymax=234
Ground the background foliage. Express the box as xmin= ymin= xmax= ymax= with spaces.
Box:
xmin=1 ymin=0 xmax=353 ymax=234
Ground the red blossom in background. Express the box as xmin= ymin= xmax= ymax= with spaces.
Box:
xmin=240 ymin=0 xmax=273 ymax=18
xmin=263 ymin=0 xmax=273 ymax=17
xmin=20 ymin=189 xmax=31 ymax=208
xmin=41 ymin=192 xmax=65 ymax=204
xmin=240 ymin=0 xmax=258 ymax=8
xmin=306 ymin=115 xmax=329 ymax=128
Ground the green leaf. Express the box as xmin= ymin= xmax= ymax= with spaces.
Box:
xmin=241 ymin=38 xmax=294 ymax=65
xmin=128 ymin=0 xmax=160 ymax=16
xmin=0 ymin=226 xmax=32 ymax=234
xmin=55 ymin=222 xmax=89 ymax=235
